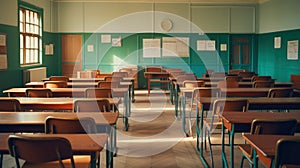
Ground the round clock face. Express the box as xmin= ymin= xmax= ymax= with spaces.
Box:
xmin=161 ymin=19 xmax=173 ymax=32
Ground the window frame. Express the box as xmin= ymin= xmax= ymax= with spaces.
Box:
xmin=19 ymin=2 xmax=43 ymax=66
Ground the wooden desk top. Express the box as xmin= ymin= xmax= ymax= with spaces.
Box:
xmin=0 ymin=112 xmax=118 ymax=133
xmin=0 ymin=133 xmax=108 ymax=153
xmin=204 ymin=82 xmax=293 ymax=88
xmin=144 ymin=72 xmax=170 ymax=78
xmin=3 ymin=88 xmax=128 ymax=97
xmin=197 ymin=97 xmax=300 ymax=110
xmin=242 ymin=134 xmax=300 ymax=167
xmin=42 ymin=77 xmax=134 ymax=82
xmin=221 ymin=112 xmax=300 ymax=132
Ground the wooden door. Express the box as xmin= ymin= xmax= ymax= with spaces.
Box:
xmin=230 ymin=35 xmax=253 ymax=71
xmin=61 ymin=35 xmax=82 ymax=77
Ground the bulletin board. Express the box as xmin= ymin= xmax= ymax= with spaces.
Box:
xmin=0 ymin=33 xmax=7 ymax=70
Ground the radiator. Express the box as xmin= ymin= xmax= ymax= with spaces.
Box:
xmin=23 ymin=67 xmax=47 ymax=84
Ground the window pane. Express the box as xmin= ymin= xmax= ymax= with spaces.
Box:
xmin=20 ymin=49 xmax=23 ymax=64
xmin=26 ymin=10 xmax=29 ymax=22
xmin=20 ymin=10 xmax=23 ymax=22
xmin=20 ymin=23 xmax=23 ymax=32
xmin=20 ymin=35 xmax=23 ymax=48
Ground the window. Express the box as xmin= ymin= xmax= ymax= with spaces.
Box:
xmin=19 ymin=6 xmax=42 ymax=65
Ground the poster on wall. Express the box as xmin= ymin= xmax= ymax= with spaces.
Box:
xmin=162 ymin=37 xmax=189 ymax=57
xmin=143 ymin=38 xmax=161 ymax=58
xmin=287 ymin=40 xmax=298 ymax=60
xmin=0 ymin=33 xmax=7 ymax=70
xmin=274 ymin=37 xmax=281 ymax=49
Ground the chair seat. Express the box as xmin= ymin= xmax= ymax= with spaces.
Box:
xmin=23 ymin=155 xmax=91 ymax=168
xmin=238 ymin=144 xmax=252 ymax=158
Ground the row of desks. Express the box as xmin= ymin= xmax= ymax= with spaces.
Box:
xmin=0 ymin=112 xmax=118 ymax=168
xmin=3 ymin=88 xmax=130 ymax=131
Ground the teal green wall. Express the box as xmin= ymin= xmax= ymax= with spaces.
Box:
xmin=0 ymin=23 xmax=60 ymax=96
xmin=82 ymin=32 xmax=231 ymax=76
xmin=258 ymin=29 xmax=300 ymax=82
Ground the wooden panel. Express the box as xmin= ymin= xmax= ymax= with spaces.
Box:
xmin=62 ymin=34 xmax=82 ymax=77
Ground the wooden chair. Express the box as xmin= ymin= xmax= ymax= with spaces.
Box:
xmin=267 ymin=88 xmax=294 ymax=98
xmin=229 ymin=69 xmax=247 ymax=75
xmin=44 ymin=81 xmax=68 ymax=88
xmin=85 ymin=88 xmax=112 ymax=98
xmin=26 ymin=88 xmax=53 ymax=98
xmin=185 ymin=87 xmax=220 ymax=136
xmin=239 ymin=119 xmax=297 ymax=168
xmin=204 ymin=98 xmax=249 ymax=167
xmin=225 ymin=76 xmax=242 ymax=82
xmin=49 ymin=76 xmax=69 ymax=82
xmin=0 ymin=99 xmax=21 ymax=112
xmin=274 ymin=138 xmax=300 ymax=168
xmin=183 ymin=80 xmax=204 ymax=88
xmin=112 ymin=71 xmax=128 ymax=77
xmin=251 ymin=76 xmax=272 ymax=82
xmin=85 ymin=69 xmax=100 ymax=78
xmin=45 ymin=117 xmax=99 ymax=168
xmin=146 ymin=66 xmax=162 ymax=72
xmin=211 ymin=72 xmax=226 ymax=78
xmin=253 ymin=80 xmax=274 ymax=88
xmin=45 ymin=116 xmax=97 ymax=134
xmin=8 ymin=134 xmax=82 ymax=168
xmin=104 ymin=76 xmax=123 ymax=82
xmin=238 ymin=72 xmax=256 ymax=78
xmin=73 ymin=99 xmax=111 ymax=112
xmin=217 ymin=80 xmax=239 ymax=88
xmin=98 ymin=81 xmax=119 ymax=88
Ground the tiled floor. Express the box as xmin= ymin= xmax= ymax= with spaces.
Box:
xmin=3 ymin=90 xmax=260 ymax=168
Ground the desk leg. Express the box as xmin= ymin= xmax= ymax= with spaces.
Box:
xmin=196 ymin=103 xmax=210 ymax=168
xmin=222 ymin=121 xmax=229 ymax=168
xmin=181 ymin=95 xmax=188 ymax=136
xmin=252 ymin=148 xmax=258 ymax=168
xmin=124 ymin=91 xmax=129 ymax=131
xmin=169 ymin=81 xmax=174 ymax=104
xmin=229 ymin=126 xmax=235 ymax=168
xmin=131 ymin=79 xmax=135 ymax=103
xmin=174 ymin=84 xmax=179 ymax=118
xmin=90 ymin=152 xmax=96 ymax=168
xmin=148 ymin=78 xmax=150 ymax=94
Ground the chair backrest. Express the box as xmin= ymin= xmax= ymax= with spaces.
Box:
xmin=206 ymin=99 xmax=249 ymax=131
xmin=275 ymin=138 xmax=300 ymax=168
xmin=104 ymin=76 xmax=123 ymax=82
xmin=229 ymin=69 xmax=247 ymax=75
xmin=225 ymin=76 xmax=242 ymax=82
xmin=192 ymin=88 xmax=220 ymax=101
xmin=85 ymin=88 xmax=112 ymax=98
xmin=211 ymin=72 xmax=226 ymax=78
xmin=73 ymin=99 xmax=111 ymax=112
xmin=112 ymin=71 xmax=128 ymax=77
xmin=146 ymin=66 xmax=162 ymax=72
xmin=45 ymin=116 xmax=97 ymax=134
xmin=253 ymin=81 xmax=274 ymax=88
xmin=217 ymin=80 xmax=239 ymax=88
xmin=251 ymin=76 xmax=272 ymax=82
xmin=49 ymin=76 xmax=69 ymax=82
xmin=267 ymin=88 xmax=294 ymax=98
xmin=183 ymin=80 xmax=204 ymax=88
xmin=250 ymin=119 xmax=297 ymax=135
xmin=238 ymin=72 xmax=256 ymax=78
xmin=176 ymin=74 xmax=197 ymax=86
xmin=8 ymin=135 xmax=75 ymax=168
xmin=0 ymin=99 xmax=21 ymax=112
xmin=212 ymin=98 xmax=249 ymax=116
xmin=26 ymin=88 xmax=53 ymax=98
xmin=98 ymin=81 xmax=119 ymax=88
xmin=44 ymin=81 xmax=68 ymax=88
xmin=85 ymin=69 xmax=100 ymax=78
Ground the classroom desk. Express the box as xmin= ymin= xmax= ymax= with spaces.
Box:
xmin=242 ymin=134 xmax=300 ymax=168
xmin=144 ymin=72 xmax=170 ymax=94
xmin=197 ymin=97 xmax=300 ymax=111
xmin=0 ymin=112 xmax=118 ymax=168
xmin=0 ymin=133 xmax=109 ymax=168
xmin=0 ymin=97 xmax=119 ymax=111
xmin=3 ymin=87 xmax=130 ymax=131
xmin=41 ymin=77 xmax=135 ymax=102
xmin=219 ymin=88 xmax=273 ymax=97
xmin=204 ymin=82 xmax=293 ymax=88
xmin=197 ymin=77 xmax=252 ymax=82
xmin=220 ymin=112 xmax=300 ymax=168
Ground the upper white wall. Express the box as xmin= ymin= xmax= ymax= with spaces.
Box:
xmin=0 ymin=0 xmax=18 ymax=26
xmin=258 ymin=0 xmax=300 ymax=33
